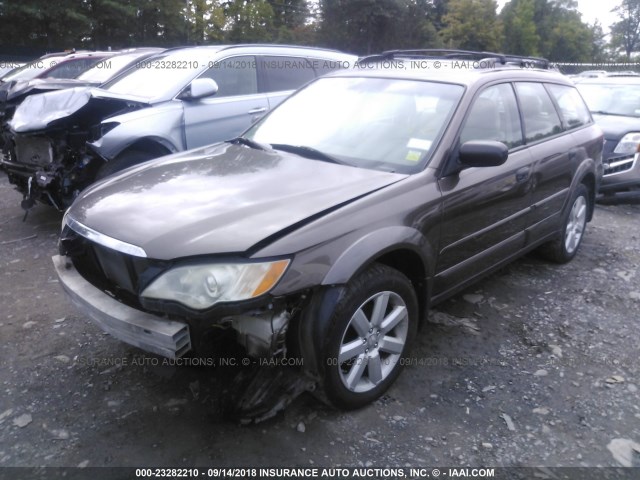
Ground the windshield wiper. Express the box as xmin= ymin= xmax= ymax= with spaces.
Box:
xmin=229 ymin=137 xmax=272 ymax=151
xmin=270 ymin=144 xmax=347 ymax=165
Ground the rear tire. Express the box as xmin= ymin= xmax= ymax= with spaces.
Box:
xmin=320 ymin=263 xmax=418 ymax=409
xmin=539 ymin=183 xmax=589 ymax=263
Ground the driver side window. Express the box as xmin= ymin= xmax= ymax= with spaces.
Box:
xmin=460 ymin=83 xmax=523 ymax=149
xmin=199 ymin=56 xmax=258 ymax=98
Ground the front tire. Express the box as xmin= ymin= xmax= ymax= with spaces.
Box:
xmin=539 ymin=183 xmax=589 ymax=263
xmin=321 ymin=263 xmax=418 ymax=409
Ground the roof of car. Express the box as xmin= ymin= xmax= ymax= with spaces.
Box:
xmin=159 ymin=44 xmax=356 ymax=58
xmin=331 ymin=62 xmax=572 ymax=88
xmin=336 ymin=48 xmax=570 ymax=88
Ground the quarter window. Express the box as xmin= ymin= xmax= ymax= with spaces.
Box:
xmin=199 ymin=56 xmax=258 ymax=97
xmin=515 ymin=82 xmax=562 ymax=142
xmin=460 ymin=83 xmax=523 ymax=149
xmin=546 ymin=84 xmax=592 ymax=130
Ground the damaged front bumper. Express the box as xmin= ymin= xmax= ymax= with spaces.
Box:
xmin=53 ymin=254 xmax=192 ymax=359
xmin=52 ymin=254 xmax=296 ymax=361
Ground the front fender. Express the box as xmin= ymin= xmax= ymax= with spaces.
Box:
xmin=321 ymin=226 xmax=431 ymax=285
xmin=89 ymin=104 xmax=185 ymax=160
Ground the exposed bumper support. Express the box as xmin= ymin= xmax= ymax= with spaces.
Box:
xmin=52 ymin=255 xmax=191 ymax=359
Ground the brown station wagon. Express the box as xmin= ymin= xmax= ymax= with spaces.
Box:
xmin=53 ymin=51 xmax=604 ymax=409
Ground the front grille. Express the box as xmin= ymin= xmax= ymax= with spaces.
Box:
xmin=604 ymin=155 xmax=635 ymax=176
xmin=59 ymin=226 xmax=154 ymax=309
xmin=14 ymin=135 xmax=53 ymax=166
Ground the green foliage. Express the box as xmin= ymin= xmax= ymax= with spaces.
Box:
xmin=0 ymin=0 xmax=92 ymax=48
xmin=501 ymin=0 xmax=540 ymax=56
xmin=224 ymin=0 xmax=276 ymax=43
xmin=500 ymin=0 xmax=606 ymax=62
xmin=610 ymin=0 xmax=640 ymax=59
xmin=439 ymin=0 xmax=502 ymax=51
xmin=0 ymin=0 xmax=614 ymax=62
xmin=318 ymin=0 xmax=441 ymax=55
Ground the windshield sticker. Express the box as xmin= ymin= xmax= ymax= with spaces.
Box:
xmin=405 ymin=150 xmax=422 ymax=162
xmin=407 ymin=138 xmax=432 ymax=150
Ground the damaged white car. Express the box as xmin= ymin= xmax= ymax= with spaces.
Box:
xmin=1 ymin=45 xmax=355 ymax=212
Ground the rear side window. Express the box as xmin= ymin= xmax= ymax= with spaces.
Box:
xmin=460 ymin=83 xmax=523 ymax=149
xmin=515 ymin=82 xmax=562 ymax=143
xmin=260 ymin=56 xmax=316 ymax=93
xmin=200 ymin=56 xmax=258 ymax=97
xmin=546 ymin=84 xmax=592 ymax=130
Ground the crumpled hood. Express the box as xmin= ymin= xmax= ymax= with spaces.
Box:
xmin=67 ymin=143 xmax=407 ymax=260
xmin=10 ymin=87 xmax=150 ymax=133
xmin=6 ymin=78 xmax=98 ymax=102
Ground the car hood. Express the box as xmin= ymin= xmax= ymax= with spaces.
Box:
xmin=10 ymin=87 xmax=150 ymax=133
xmin=66 ymin=143 xmax=408 ymax=260
xmin=592 ymin=113 xmax=640 ymax=140
xmin=6 ymin=78 xmax=99 ymax=102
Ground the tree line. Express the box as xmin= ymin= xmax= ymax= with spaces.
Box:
xmin=0 ymin=0 xmax=639 ymax=62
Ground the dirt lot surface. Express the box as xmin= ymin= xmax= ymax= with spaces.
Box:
xmin=1 ymin=175 xmax=639 ymax=474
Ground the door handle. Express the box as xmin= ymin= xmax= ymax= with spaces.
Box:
xmin=515 ymin=167 xmax=531 ymax=183
xmin=248 ymin=107 xmax=267 ymax=115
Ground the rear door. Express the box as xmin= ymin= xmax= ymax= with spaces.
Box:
xmin=514 ymin=82 xmax=575 ymax=240
xmin=182 ymin=55 xmax=269 ymax=148
xmin=434 ymin=83 xmax=533 ymax=297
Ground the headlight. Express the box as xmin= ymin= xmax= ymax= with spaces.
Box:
xmin=141 ymin=260 xmax=290 ymax=310
xmin=613 ymin=132 xmax=640 ymax=155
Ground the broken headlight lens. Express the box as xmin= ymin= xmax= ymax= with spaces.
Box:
xmin=613 ymin=132 xmax=640 ymax=155
xmin=140 ymin=260 xmax=289 ymax=310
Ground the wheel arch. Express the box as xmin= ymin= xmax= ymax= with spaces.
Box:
xmin=321 ymin=226 xmax=433 ymax=325
xmin=580 ymin=171 xmax=596 ymax=221
xmin=115 ymin=136 xmax=176 ymax=160
xmin=297 ymin=227 xmax=433 ymax=379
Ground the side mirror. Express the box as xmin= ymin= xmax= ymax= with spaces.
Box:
xmin=184 ymin=78 xmax=218 ymax=100
xmin=459 ymin=140 xmax=508 ymax=168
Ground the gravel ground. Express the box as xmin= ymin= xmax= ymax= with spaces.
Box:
xmin=0 ymin=175 xmax=639 ymax=472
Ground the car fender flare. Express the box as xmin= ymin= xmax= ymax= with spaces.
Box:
xmin=110 ymin=136 xmax=178 ymax=160
xmin=321 ymin=226 xmax=432 ymax=286
xmin=569 ymin=157 xmax=599 ymax=220
xmin=297 ymin=227 xmax=432 ymax=380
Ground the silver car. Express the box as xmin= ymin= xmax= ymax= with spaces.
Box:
xmin=3 ymin=45 xmax=356 ymax=210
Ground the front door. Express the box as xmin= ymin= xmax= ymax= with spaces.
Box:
xmin=183 ymin=55 xmax=269 ymax=148
xmin=434 ymin=82 xmax=533 ymax=298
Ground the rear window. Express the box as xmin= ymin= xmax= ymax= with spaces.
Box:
xmin=515 ymin=82 xmax=562 ymax=143
xmin=546 ymin=84 xmax=591 ymax=130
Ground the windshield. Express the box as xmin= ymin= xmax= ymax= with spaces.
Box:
xmin=77 ymin=52 xmax=148 ymax=83
xmin=103 ymin=50 xmax=211 ymax=101
xmin=1 ymin=55 xmax=67 ymax=82
xmin=246 ymin=76 xmax=464 ymax=173
xmin=577 ymin=83 xmax=640 ymax=117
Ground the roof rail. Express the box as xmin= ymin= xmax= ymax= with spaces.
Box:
xmin=358 ymin=49 xmax=551 ymax=69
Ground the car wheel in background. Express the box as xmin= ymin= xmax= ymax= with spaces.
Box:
xmin=539 ymin=183 xmax=590 ymax=263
